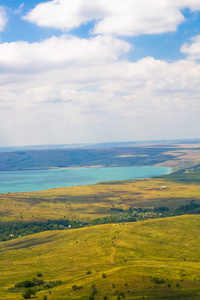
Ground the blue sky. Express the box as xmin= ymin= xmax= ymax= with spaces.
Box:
xmin=0 ymin=0 xmax=200 ymax=146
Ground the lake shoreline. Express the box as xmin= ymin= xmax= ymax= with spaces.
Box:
xmin=0 ymin=166 xmax=172 ymax=194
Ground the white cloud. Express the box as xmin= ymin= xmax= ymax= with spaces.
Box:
xmin=0 ymin=34 xmax=200 ymax=146
xmin=14 ymin=3 xmax=24 ymax=15
xmin=0 ymin=35 xmax=130 ymax=71
xmin=23 ymin=0 xmax=200 ymax=36
xmin=92 ymin=0 xmax=184 ymax=36
xmin=178 ymin=0 xmax=200 ymax=11
xmin=0 ymin=6 xmax=7 ymax=32
xmin=181 ymin=35 xmax=200 ymax=60
xmin=23 ymin=0 xmax=104 ymax=31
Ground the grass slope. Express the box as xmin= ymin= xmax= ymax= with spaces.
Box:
xmin=1 ymin=176 xmax=200 ymax=223
xmin=162 ymin=165 xmax=200 ymax=183
xmin=1 ymin=215 xmax=200 ymax=299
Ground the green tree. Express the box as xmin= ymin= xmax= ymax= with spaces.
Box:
xmin=22 ymin=288 xmax=36 ymax=299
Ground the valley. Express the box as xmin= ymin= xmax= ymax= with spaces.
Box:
xmin=1 ymin=141 xmax=200 ymax=299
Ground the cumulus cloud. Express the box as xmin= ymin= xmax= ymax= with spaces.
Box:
xmin=92 ymin=0 xmax=184 ymax=36
xmin=23 ymin=0 xmax=104 ymax=31
xmin=0 ymin=35 xmax=130 ymax=71
xmin=181 ymin=35 xmax=200 ymax=60
xmin=23 ymin=0 xmax=200 ymax=36
xmin=0 ymin=6 xmax=7 ymax=32
xmin=0 ymin=33 xmax=200 ymax=145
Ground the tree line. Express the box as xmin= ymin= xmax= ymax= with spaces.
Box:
xmin=1 ymin=201 xmax=200 ymax=242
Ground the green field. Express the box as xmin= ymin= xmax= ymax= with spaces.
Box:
xmin=1 ymin=175 xmax=200 ymax=225
xmin=1 ymin=215 xmax=200 ymax=299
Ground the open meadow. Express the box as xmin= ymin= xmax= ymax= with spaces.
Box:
xmin=1 ymin=174 xmax=200 ymax=223
xmin=1 ymin=215 xmax=200 ymax=300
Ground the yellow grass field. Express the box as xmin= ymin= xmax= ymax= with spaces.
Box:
xmin=1 ymin=215 xmax=200 ymax=299
xmin=1 ymin=176 xmax=200 ymax=223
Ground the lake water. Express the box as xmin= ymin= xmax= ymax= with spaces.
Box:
xmin=0 ymin=166 xmax=171 ymax=193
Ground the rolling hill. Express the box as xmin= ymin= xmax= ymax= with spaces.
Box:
xmin=1 ymin=215 xmax=200 ymax=299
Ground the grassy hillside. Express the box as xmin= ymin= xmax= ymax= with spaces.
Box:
xmin=162 ymin=165 xmax=200 ymax=183
xmin=1 ymin=175 xmax=200 ymax=224
xmin=1 ymin=215 xmax=200 ymax=299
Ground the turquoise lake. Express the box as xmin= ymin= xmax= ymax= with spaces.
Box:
xmin=0 ymin=166 xmax=171 ymax=193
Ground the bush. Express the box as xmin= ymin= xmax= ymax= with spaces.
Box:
xmin=72 ymin=284 xmax=83 ymax=291
xmin=37 ymin=273 xmax=43 ymax=277
xmin=102 ymin=273 xmax=107 ymax=278
xmin=22 ymin=288 xmax=36 ymax=299
xmin=150 ymin=277 xmax=165 ymax=284
xmin=91 ymin=284 xmax=97 ymax=294
xmin=15 ymin=280 xmax=35 ymax=288
xmin=32 ymin=277 xmax=44 ymax=286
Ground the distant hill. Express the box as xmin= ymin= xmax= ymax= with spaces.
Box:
xmin=0 ymin=138 xmax=200 ymax=152
xmin=1 ymin=139 xmax=200 ymax=171
xmin=0 ymin=146 xmax=175 ymax=171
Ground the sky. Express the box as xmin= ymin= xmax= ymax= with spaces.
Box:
xmin=0 ymin=0 xmax=200 ymax=147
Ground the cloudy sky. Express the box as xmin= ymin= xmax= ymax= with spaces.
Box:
xmin=0 ymin=0 xmax=200 ymax=147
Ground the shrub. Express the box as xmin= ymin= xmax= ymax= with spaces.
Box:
xmin=32 ymin=277 xmax=44 ymax=286
xmin=150 ymin=277 xmax=165 ymax=284
xmin=22 ymin=288 xmax=36 ymax=299
xmin=37 ymin=273 xmax=43 ymax=277
xmin=15 ymin=280 xmax=35 ymax=288
xmin=72 ymin=284 xmax=83 ymax=291
xmin=91 ymin=284 xmax=97 ymax=294
xmin=102 ymin=273 xmax=107 ymax=279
